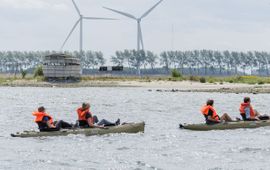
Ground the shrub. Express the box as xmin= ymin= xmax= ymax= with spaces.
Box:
xmin=199 ymin=77 xmax=206 ymax=83
xmin=208 ymin=79 xmax=214 ymax=83
xmin=21 ymin=70 xmax=27 ymax=79
xmin=189 ymin=75 xmax=199 ymax=81
xmin=170 ymin=78 xmax=179 ymax=81
xmin=258 ymin=81 xmax=265 ymax=85
xmin=34 ymin=66 xmax=44 ymax=77
xmin=145 ymin=77 xmax=151 ymax=82
xmin=171 ymin=69 xmax=182 ymax=78
xmin=235 ymin=76 xmax=243 ymax=82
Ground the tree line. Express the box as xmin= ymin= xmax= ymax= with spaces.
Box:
xmin=0 ymin=50 xmax=270 ymax=76
xmin=110 ymin=50 xmax=270 ymax=76
xmin=0 ymin=51 xmax=106 ymax=73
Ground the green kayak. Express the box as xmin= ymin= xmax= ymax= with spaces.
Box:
xmin=179 ymin=120 xmax=270 ymax=131
xmin=11 ymin=122 xmax=145 ymax=138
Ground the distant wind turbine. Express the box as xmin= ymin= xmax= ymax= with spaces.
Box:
xmin=103 ymin=0 xmax=163 ymax=51
xmin=61 ymin=0 xmax=116 ymax=55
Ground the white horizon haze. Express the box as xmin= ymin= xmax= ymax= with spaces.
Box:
xmin=1 ymin=0 xmax=270 ymax=60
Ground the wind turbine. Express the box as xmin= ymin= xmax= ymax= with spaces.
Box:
xmin=61 ymin=0 xmax=116 ymax=55
xmin=103 ymin=0 xmax=163 ymax=51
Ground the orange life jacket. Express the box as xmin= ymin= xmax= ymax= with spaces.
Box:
xmin=239 ymin=103 xmax=255 ymax=118
xmin=32 ymin=111 xmax=53 ymax=124
xmin=77 ymin=107 xmax=93 ymax=122
xmin=201 ymin=105 xmax=219 ymax=121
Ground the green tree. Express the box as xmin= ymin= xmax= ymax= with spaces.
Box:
xmin=145 ymin=51 xmax=158 ymax=70
xmin=160 ymin=51 xmax=170 ymax=73
xmin=34 ymin=66 xmax=44 ymax=77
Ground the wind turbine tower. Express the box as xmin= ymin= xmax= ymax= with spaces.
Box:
xmin=103 ymin=0 xmax=163 ymax=52
xmin=61 ymin=0 xmax=115 ymax=56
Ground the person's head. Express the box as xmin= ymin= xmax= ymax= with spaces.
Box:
xmin=244 ymin=97 xmax=251 ymax=103
xmin=38 ymin=106 xmax=45 ymax=112
xmin=206 ymin=99 xmax=214 ymax=106
xmin=82 ymin=103 xmax=90 ymax=110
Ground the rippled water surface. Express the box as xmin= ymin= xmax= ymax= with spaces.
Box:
xmin=1 ymin=87 xmax=270 ymax=170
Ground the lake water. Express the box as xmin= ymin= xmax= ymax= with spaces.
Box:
xmin=1 ymin=87 xmax=270 ymax=170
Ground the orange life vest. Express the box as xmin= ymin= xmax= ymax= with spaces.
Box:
xmin=32 ymin=111 xmax=53 ymax=124
xmin=77 ymin=107 xmax=93 ymax=122
xmin=239 ymin=103 xmax=255 ymax=118
xmin=201 ymin=105 xmax=219 ymax=121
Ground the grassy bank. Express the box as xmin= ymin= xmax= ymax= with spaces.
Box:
xmin=0 ymin=74 xmax=43 ymax=85
xmin=0 ymin=74 xmax=270 ymax=85
xmin=182 ymin=75 xmax=270 ymax=85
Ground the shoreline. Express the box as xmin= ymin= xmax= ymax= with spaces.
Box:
xmin=1 ymin=79 xmax=270 ymax=93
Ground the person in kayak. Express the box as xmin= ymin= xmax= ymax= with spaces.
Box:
xmin=239 ymin=97 xmax=269 ymax=121
xmin=239 ymin=97 xmax=259 ymax=121
xmin=32 ymin=106 xmax=73 ymax=132
xmin=77 ymin=103 xmax=120 ymax=128
xmin=201 ymin=99 xmax=233 ymax=124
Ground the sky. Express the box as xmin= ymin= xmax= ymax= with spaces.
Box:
xmin=1 ymin=0 xmax=270 ymax=59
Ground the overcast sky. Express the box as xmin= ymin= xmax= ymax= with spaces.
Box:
xmin=1 ymin=0 xmax=270 ymax=58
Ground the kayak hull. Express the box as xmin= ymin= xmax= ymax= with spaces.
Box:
xmin=179 ymin=120 xmax=270 ymax=131
xmin=11 ymin=122 xmax=145 ymax=138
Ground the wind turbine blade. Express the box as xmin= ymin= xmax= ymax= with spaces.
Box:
xmin=72 ymin=0 xmax=81 ymax=16
xmin=140 ymin=0 xmax=163 ymax=19
xmin=83 ymin=17 xmax=117 ymax=20
xmin=139 ymin=23 xmax=144 ymax=50
xmin=61 ymin=19 xmax=80 ymax=50
xmin=103 ymin=6 xmax=137 ymax=20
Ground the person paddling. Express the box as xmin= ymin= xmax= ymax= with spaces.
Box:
xmin=239 ymin=97 xmax=269 ymax=121
xmin=77 ymin=103 xmax=120 ymax=128
xmin=201 ymin=99 xmax=233 ymax=125
xmin=32 ymin=106 xmax=73 ymax=132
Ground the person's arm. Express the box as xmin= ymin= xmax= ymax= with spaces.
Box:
xmin=87 ymin=118 xmax=106 ymax=128
xmin=207 ymin=109 xmax=220 ymax=122
xmin=85 ymin=113 xmax=105 ymax=128
xmin=207 ymin=116 xmax=220 ymax=122
xmin=43 ymin=116 xmax=56 ymax=128
xmin=46 ymin=121 xmax=56 ymax=128
xmin=85 ymin=113 xmax=96 ymax=128
xmin=254 ymin=109 xmax=261 ymax=117
xmin=87 ymin=118 xmax=95 ymax=128
xmin=245 ymin=107 xmax=259 ymax=120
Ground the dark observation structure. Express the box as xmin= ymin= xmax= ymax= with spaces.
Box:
xmin=43 ymin=54 xmax=81 ymax=80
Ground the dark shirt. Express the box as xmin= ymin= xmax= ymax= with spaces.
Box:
xmin=85 ymin=112 xmax=92 ymax=119
xmin=37 ymin=116 xmax=51 ymax=130
xmin=204 ymin=109 xmax=213 ymax=121
xmin=78 ymin=112 xmax=92 ymax=127
xmin=204 ymin=110 xmax=220 ymax=125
